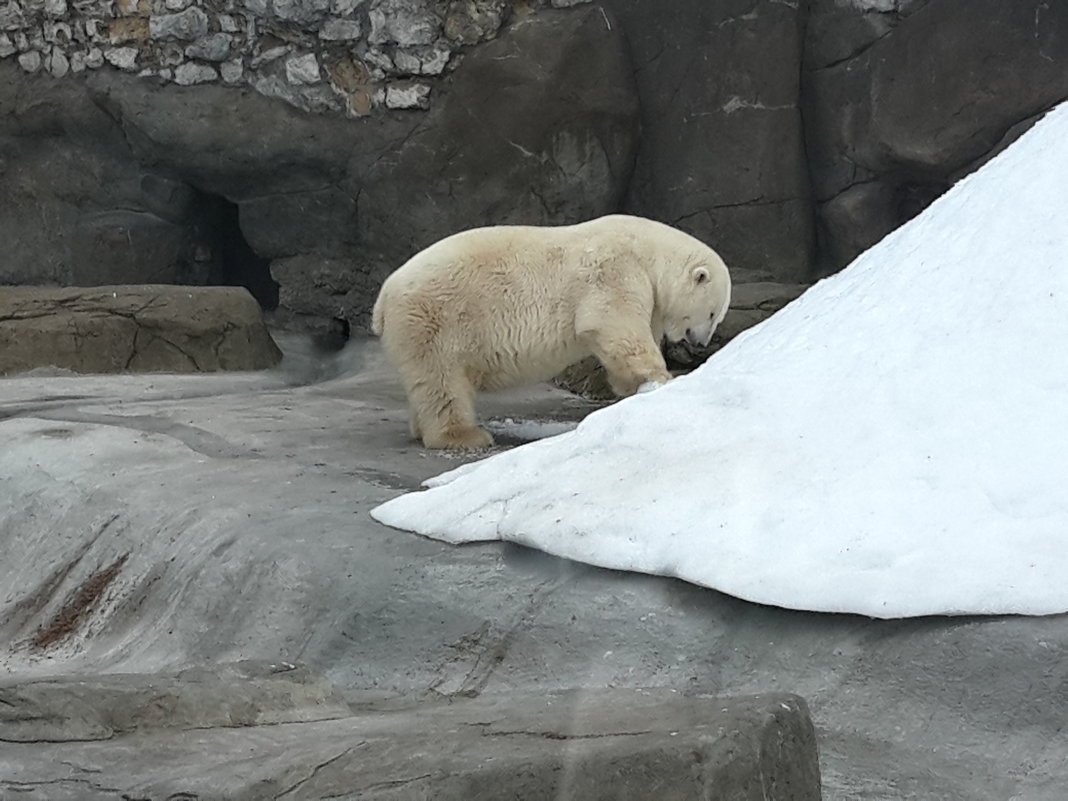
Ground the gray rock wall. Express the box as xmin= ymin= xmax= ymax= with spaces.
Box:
xmin=804 ymin=0 xmax=1068 ymax=273
xmin=1 ymin=1 xmax=638 ymax=333
xmin=2 ymin=0 xmax=1067 ymax=333
xmin=598 ymin=0 xmax=812 ymax=284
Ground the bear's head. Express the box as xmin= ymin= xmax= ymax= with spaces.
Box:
xmin=656 ymin=250 xmax=732 ymax=349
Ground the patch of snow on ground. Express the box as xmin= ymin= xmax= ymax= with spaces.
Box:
xmin=484 ymin=418 xmax=579 ymax=441
xmin=372 ymin=102 xmax=1068 ymax=619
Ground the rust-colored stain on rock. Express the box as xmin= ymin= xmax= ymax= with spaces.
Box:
xmin=30 ymin=553 xmax=129 ymax=651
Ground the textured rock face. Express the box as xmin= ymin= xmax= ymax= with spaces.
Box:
xmin=598 ymin=0 xmax=813 ymax=283
xmin=0 ymin=68 xmax=277 ymax=304
xmin=0 ymin=0 xmax=481 ymax=117
xmin=0 ymin=285 xmax=282 ymax=374
xmin=354 ymin=5 xmax=639 ymax=273
xmin=804 ymin=0 xmax=1068 ymax=273
xmin=2 ymin=0 xmax=1068 ymax=338
xmin=1 ymin=4 xmax=638 ymax=334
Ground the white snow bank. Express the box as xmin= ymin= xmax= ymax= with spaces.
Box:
xmin=372 ymin=103 xmax=1068 ymax=619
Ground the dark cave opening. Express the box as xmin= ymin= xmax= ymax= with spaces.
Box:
xmin=189 ymin=192 xmax=279 ymax=310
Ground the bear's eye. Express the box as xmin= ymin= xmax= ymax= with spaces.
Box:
xmin=694 ymin=267 xmax=709 ymax=285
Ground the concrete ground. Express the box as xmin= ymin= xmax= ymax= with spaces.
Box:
xmin=1 ymin=335 xmax=1066 ymax=799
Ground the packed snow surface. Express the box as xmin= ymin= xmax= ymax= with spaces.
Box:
xmin=372 ymin=103 xmax=1068 ymax=618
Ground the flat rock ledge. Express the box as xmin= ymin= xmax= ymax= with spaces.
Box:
xmin=0 ymin=285 xmax=282 ymax=375
xmin=0 ymin=664 xmax=822 ymax=800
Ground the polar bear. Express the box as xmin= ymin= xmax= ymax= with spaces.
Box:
xmin=371 ymin=214 xmax=732 ymax=449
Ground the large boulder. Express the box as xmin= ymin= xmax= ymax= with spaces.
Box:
xmin=0 ymin=285 xmax=282 ymax=374
xmin=599 ymin=0 xmax=813 ymax=283
xmin=804 ymin=0 xmax=1068 ymax=273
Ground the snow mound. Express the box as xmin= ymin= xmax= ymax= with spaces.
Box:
xmin=372 ymin=103 xmax=1068 ymax=619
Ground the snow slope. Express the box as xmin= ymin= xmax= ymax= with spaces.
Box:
xmin=372 ymin=102 xmax=1068 ymax=619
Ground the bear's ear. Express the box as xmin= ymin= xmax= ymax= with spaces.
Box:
xmin=693 ymin=266 xmax=710 ymax=285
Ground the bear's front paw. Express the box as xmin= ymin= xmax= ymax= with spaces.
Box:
xmin=636 ymin=380 xmax=668 ymax=394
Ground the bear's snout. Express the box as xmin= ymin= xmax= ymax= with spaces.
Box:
xmin=685 ymin=328 xmax=707 ymax=347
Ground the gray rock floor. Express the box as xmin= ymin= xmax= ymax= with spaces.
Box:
xmin=1 ymin=335 xmax=1066 ymax=799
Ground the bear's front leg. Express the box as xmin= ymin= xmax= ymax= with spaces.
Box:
xmin=583 ymin=327 xmax=672 ymax=397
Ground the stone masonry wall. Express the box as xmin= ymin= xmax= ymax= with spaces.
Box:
xmin=0 ymin=0 xmax=589 ymax=116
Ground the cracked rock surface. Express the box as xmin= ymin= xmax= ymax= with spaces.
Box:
xmin=0 ymin=284 xmax=282 ymax=374
xmin=1 ymin=336 xmax=1066 ymax=799
xmin=0 ymin=676 xmax=820 ymax=799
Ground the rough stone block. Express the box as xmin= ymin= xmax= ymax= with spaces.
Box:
xmin=0 ymin=680 xmax=822 ymax=800
xmin=103 ymin=45 xmax=137 ymax=68
xmin=0 ymin=662 xmax=351 ymax=742
xmin=148 ymin=6 xmax=209 ymax=41
xmin=0 ymin=285 xmax=282 ymax=374
xmin=173 ymin=60 xmax=217 ymax=84
xmin=368 ymin=0 xmax=443 ymax=46
xmin=17 ymin=49 xmax=40 ymax=71
xmin=184 ymin=31 xmax=231 ymax=61
xmin=285 ymin=51 xmax=321 ymax=84
xmin=384 ymin=80 xmax=430 ymax=108
xmin=319 ymin=16 xmax=361 ymax=39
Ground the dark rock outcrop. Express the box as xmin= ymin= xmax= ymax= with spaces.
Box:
xmin=804 ymin=0 xmax=1068 ymax=273
xmin=599 ymin=0 xmax=813 ymax=283
xmin=0 ymin=285 xmax=282 ymax=374
xmin=0 ymin=67 xmax=280 ymax=305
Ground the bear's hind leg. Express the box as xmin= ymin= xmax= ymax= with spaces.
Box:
xmin=406 ymin=369 xmax=493 ymax=450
